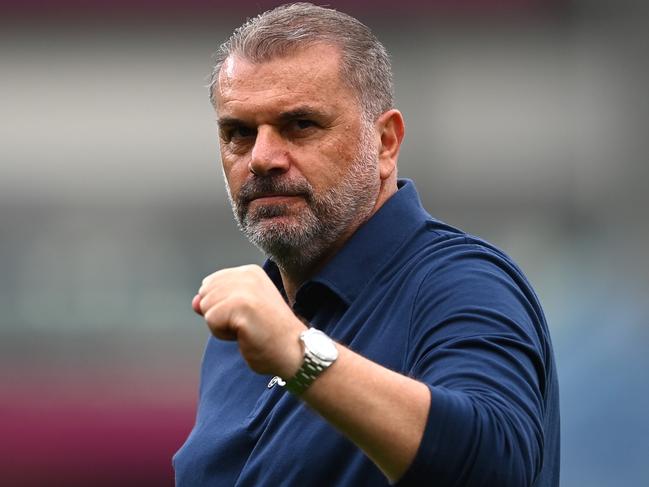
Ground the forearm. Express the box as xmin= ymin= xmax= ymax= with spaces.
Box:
xmin=298 ymin=345 xmax=430 ymax=483
xmin=196 ymin=264 xmax=546 ymax=485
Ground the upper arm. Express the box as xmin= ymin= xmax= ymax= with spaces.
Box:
xmin=399 ymin=244 xmax=548 ymax=486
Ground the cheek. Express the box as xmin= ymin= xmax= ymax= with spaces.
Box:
xmin=296 ymin=150 xmax=340 ymax=191
xmin=221 ymin=153 xmax=249 ymax=188
xmin=314 ymin=138 xmax=357 ymax=183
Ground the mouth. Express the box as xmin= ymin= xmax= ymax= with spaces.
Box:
xmin=247 ymin=193 xmax=305 ymax=205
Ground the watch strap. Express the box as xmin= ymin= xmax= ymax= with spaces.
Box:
xmin=285 ymin=350 xmax=328 ymax=395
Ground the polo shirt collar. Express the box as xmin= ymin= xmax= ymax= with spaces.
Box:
xmin=264 ymin=179 xmax=431 ymax=308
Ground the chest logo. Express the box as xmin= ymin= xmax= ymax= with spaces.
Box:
xmin=267 ymin=376 xmax=286 ymax=389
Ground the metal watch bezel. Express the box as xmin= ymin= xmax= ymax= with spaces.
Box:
xmin=284 ymin=327 xmax=338 ymax=395
xmin=300 ymin=328 xmax=338 ymax=363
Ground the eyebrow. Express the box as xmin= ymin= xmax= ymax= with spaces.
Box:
xmin=217 ymin=116 xmax=246 ymax=129
xmin=277 ymin=106 xmax=326 ymax=122
xmin=217 ymin=105 xmax=328 ymax=128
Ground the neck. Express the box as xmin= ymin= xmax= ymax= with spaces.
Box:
xmin=276 ymin=246 xmax=337 ymax=305
xmin=280 ymin=273 xmax=300 ymax=307
xmin=278 ymin=176 xmax=398 ymax=305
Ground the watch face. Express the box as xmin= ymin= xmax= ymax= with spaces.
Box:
xmin=303 ymin=329 xmax=339 ymax=362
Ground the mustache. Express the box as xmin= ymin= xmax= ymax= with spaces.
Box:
xmin=237 ymin=176 xmax=314 ymax=205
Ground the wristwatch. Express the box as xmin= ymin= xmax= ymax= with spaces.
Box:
xmin=285 ymin=328 xmax=339 ymax=395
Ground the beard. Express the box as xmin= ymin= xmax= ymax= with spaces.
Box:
xmin=224 ymin=126 xmax=380 ymax=273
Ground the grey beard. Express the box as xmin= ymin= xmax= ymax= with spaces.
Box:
xmin=225 ymin=129 xmax=379 ymax=273
xmin=243 ymin=198 xmax=327 ymax=271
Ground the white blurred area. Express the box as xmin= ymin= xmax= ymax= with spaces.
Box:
xmin=2 ymin=14 xmax=647 ymax=328
xmin=1 ymin=3 xmax=648 ymax=486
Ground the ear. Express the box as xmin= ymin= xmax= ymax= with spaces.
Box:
xmin=375 ymin=109 xmax=405 ymax=181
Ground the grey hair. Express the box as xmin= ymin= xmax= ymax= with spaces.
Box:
xmin=208 ymin=2 xmax=394 ymax=121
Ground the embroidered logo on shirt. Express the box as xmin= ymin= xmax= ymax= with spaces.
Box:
xmin=267 ymin=376 xmax=286 ymax=389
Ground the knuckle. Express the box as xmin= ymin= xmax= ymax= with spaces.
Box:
xmin=202 ymin=268 xmax=224 ymax=286
xmin=199 ymin=295 xmax=211 ymax=315
xmin=227 ymin=292 xmax=250 ymax=311
xmin=204 ymin=304 xmax=222 ymax=326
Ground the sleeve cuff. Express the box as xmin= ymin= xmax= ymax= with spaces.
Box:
xmin=394 ymin=384 xmax=476 ymax=486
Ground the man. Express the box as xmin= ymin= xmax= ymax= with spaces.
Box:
xmin=173 ymin=3 xmax=559 ymax=486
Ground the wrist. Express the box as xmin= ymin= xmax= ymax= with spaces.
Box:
xmin=277 ymin=320 xmax=308 ymax=380
xmin=284 ymin=328 xmax=339 ymax=395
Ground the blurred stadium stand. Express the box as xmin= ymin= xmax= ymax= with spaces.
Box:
xmin=1 ymin=1 xmax=648 ymax=485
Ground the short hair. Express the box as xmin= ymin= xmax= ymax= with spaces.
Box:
xmin=208 ymin=2 xmax=394 ymax=121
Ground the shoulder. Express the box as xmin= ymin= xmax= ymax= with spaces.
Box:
xmin=399 ymin=225 xmax=550 ymax=356
xmin=404 ymin=225 xmax=540 ymax=315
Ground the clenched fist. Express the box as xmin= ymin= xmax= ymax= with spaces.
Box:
xmin=193 ymin=264 xmax=306 ymax=379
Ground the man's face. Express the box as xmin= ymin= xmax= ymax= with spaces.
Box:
xmin=215 ymin=44 xmax=381 ymax=271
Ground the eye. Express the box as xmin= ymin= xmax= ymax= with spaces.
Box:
xmin=295 ymin=119 xmax=315 ymax=130
xmin=286 ymin=119 xmax=318 ymax=136
xmin=221 ymin=125 xmax=256 ymax=142
xmin=231 ymin=126 xmax=256 ymax=139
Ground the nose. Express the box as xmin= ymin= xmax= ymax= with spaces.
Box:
xmin=249 ymin=126 xmax=290 ymax=176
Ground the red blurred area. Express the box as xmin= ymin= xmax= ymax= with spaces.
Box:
xmin=1 ymin=377 xmax=196 ymax=487
xmin=1 ymin=0 xmax=567 ymax=20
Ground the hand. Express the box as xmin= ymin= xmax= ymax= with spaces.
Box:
xmin=194 ymin=264 xmax=306 ymax=378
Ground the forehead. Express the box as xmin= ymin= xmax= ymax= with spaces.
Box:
xmin=215 ymin=44 xmax=358 ymax=118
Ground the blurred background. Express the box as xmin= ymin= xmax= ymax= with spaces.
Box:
xmin=1 ymin=0 xmax=647 ymax=485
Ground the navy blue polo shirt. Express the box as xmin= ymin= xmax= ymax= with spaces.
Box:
xmin=173 ymin=179 xmax=560 ymax=486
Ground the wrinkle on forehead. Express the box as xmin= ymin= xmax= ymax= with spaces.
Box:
xmin=214 ymin=44 xmax=364 ymax=127
xmin=217 ymin=45 xmax=345 ymax=98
